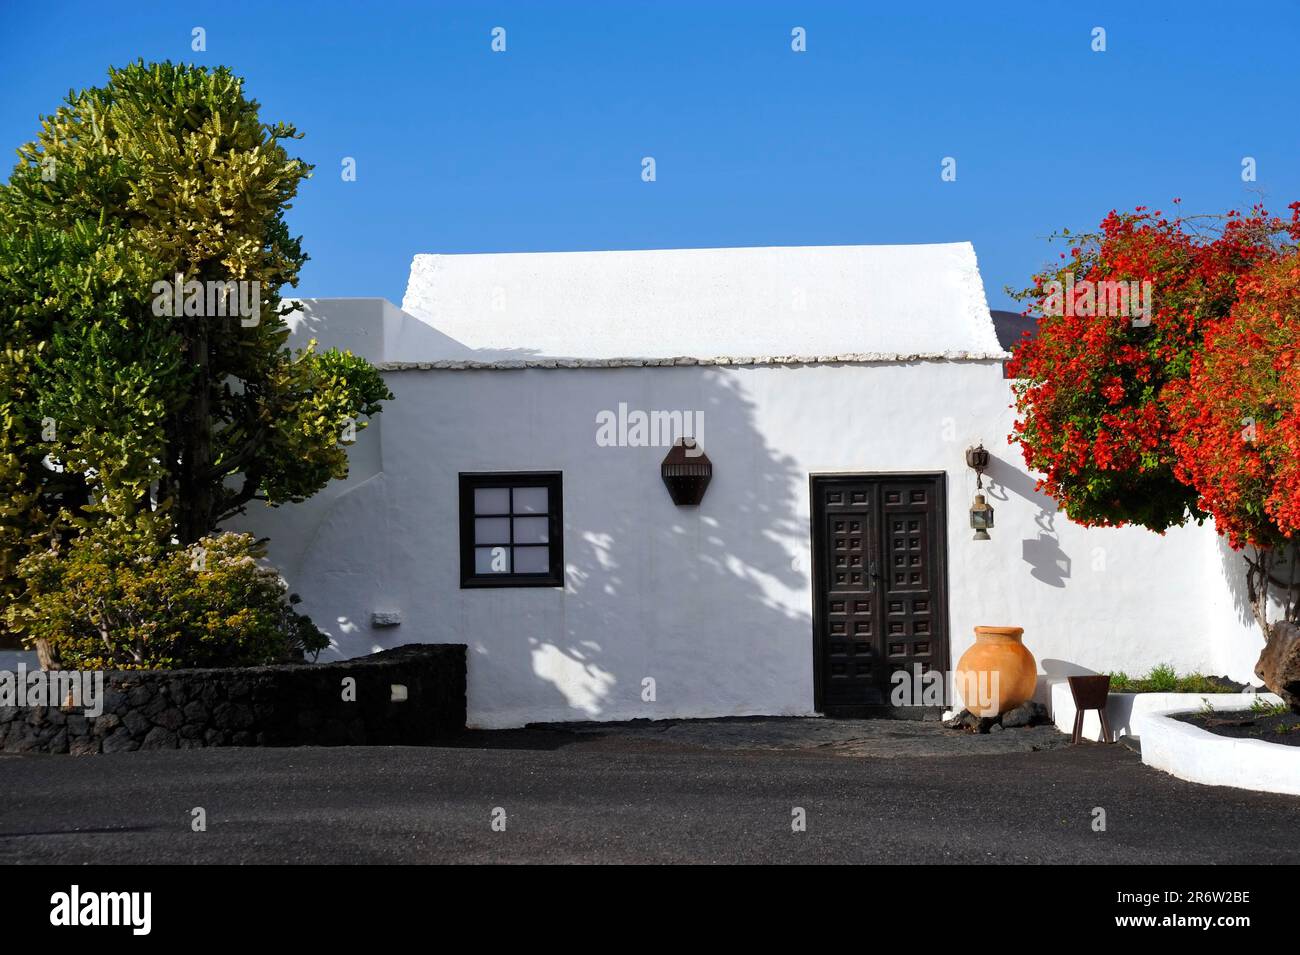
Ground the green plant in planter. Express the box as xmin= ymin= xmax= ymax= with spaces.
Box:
xmin=1146 ymin=663 xmax=1178 ymax=692
xmin=1107 ymin=665 xmax=1238 ymax=694
xmin=1250 ymin=696 xmax=1289 ymax=717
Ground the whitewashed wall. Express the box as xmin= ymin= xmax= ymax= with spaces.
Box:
xmin=239 ymin=323 xmax=1263 ymax=727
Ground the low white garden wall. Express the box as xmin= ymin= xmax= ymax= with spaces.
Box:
xmin=1048 ymin=681 xmax=1298 ymax=796
xmin=1136 ymin=704 xmax=1300 ymax=797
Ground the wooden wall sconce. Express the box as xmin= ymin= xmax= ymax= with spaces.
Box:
xmin=661 ymin=438 xmax=712 ymax=506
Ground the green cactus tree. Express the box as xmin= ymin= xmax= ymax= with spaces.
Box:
xmin=0 ymin=61 xmax=391 ymax=663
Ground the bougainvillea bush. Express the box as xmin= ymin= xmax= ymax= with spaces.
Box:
xmin=1006 ymin=205 xmax=1289 ymax=529
xmin=1008 ymin=202 xmax=1300 ymax=707
xmin=1167 ymin=255 xmax=1300 ymax=549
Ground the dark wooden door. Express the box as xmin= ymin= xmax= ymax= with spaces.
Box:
xmin=811 ymin=474 xmax=949 ymax=712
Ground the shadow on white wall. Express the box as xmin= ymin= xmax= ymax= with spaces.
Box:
xmin=528 ymin=368 xmax=809 ymax=721
xmin=982 ymin=454 xmax=1072 ymax=588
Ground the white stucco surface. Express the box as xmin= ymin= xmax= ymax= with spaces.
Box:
xmin=246 ymin=288 xmax=1265 ymax=727
xmin=398 ymin=243 xmax=1006 ymax=361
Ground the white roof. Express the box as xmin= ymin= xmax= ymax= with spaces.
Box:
xmin=398 ymin=242 xmax=1004 ymax=362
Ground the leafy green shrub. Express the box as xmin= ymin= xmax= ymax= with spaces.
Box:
xmin=6 ymin=526 xmax=326 ymax=670
xmin=1145 ymin=663 xmax=1179 ymax=692
xmin=1250 ymin=696 xmax=1289 ymax=717
xmin=1107 ymin=664 xmax=1237 ymax=694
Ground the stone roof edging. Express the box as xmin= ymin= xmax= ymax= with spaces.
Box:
xmin=376 ymin=351 xmax=1010 ymax=371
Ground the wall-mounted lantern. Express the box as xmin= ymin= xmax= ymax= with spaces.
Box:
xmin=661 ymin=438 xmax=712 ymax=506
xmin=969 ymin=492 xmax=995 ymax=540
xmin=966 ymin=443 xmax=994 ymax=540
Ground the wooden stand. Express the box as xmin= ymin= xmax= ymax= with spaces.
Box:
xmin=1067 ymin=675 xmax=1113 ymax=744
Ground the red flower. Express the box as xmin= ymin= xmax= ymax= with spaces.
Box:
xmin=1009 ymin=204 xmax=1296 ymax=535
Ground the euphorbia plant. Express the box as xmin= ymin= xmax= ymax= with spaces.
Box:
xmin=0 ymin=61 xmax=392 ymax=664
xmin=1008 ymin=202 xmax=1300 ymax=709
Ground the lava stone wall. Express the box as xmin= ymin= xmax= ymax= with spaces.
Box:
xmin=0 ymin=644 xmax=466 ymax=755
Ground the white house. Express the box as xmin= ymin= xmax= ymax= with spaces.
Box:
xmin=244 ymin=242 xmax=1265 ymax=729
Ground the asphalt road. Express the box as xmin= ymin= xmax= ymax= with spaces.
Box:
xmin=2 ymin=721 xmax=1297 ymax=863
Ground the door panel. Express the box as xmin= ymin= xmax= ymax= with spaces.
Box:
xmin=812 ymin=475 xmax=948 ymax=711
xmin=820 ymin=485 xmax=880 ymax=705
xmin=879 ymin=480 xmax=939 ymax=679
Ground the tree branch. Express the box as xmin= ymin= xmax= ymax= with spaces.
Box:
xmin=1244 ymin=549 xmax=1272 ymax=635
xmin=214 ymin=468 xmax=265 ymax=525
xmin=199 ymin=424 xmax=267 ymax=483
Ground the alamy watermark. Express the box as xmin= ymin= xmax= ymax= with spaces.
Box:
xmin=150 ymin=273 xmax=261 ymax=326
xmin=0 ymin=664 xmax=104 ymax=717
xmin=50 ymin=885 xmax=151 ymax=935
xmin=890 ymin=663 xmax=1000 ymax=712
xmin=1042 ymin=275 xmax=1153 ymax=325
xmin=595 ymin=402 xmax=703 ymax=453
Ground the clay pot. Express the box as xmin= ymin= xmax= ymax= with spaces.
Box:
xmin=955 ymin=626 xmax=1037 ymax=717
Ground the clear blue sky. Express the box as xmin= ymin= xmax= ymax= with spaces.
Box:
xmin=3 ymin=1 xmax=1298 ymax=310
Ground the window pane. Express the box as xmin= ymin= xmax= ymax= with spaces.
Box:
xmin=513 ymin=546 xmax=550 ymax=574
xmin=461 ymin=473 xmax=562 ymax=587
xmin=474 ymin=487 xmax=510 ymax=514
xmin=513 ymin=516 xmax=549 ymax=544
xmin=475 ymin=546 xmax=511 ymax=574
xmin=512 ymin=486 xmax=548 ymax=514
xmin=475 ymin=517 xmax=511 ymax=544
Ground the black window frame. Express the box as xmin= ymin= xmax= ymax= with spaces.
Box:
xmin=459 ymin=471 xmax=564 ymax=588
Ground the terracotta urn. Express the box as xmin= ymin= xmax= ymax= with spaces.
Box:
xmin=955 ymin=626 xmax=1037 ymax=717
